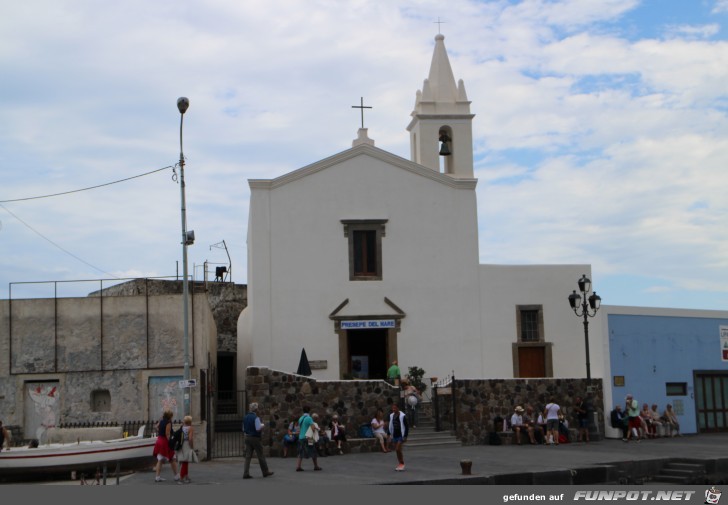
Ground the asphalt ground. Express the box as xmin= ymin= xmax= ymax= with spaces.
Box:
xmin=117 ymin=433 xmax=728 ymax=486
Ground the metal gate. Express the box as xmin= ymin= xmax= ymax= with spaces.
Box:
xmin=208 ymin=389 xmax=246 ymax=458
xmin=432 ymin=372 xmax=457 ymax=433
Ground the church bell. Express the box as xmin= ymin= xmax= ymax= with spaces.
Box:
xmin=439 ymin=132 xmax=451 ymax=156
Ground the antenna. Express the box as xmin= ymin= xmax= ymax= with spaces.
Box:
xmin=209 ymin=239 xmax=232 ymax=282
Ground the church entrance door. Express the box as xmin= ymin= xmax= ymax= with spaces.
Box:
xmin=347 ymin=329 xmax=388 ymax=380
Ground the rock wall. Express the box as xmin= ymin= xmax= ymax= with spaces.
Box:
xmin=245 ymin=367 xmax=400 ymax=455
xmin=433 ymin=377 xmax=604 ymax=445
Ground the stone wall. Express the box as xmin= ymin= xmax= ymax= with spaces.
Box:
xmin=0 ymin=285 xmax=217 ymax=441
xmin=91 ymin=278 xmax=246 ymax=355
xmin=246 ymin=367 xmax=400 ymax=456
xmin=434 ymin=378 xmax=603 ymax=445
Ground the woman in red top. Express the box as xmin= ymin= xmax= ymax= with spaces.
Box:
xmin=153 ymin=409 xmax=180 ymax=483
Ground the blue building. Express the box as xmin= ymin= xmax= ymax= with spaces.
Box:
xmin=602 ymin=306 xmax=728 ymax=437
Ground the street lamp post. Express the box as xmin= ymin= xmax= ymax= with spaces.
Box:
xmin=177 ymin=97 xmax=193 ymax=416
xmin=568 ymin=274 xmax=601 ymax=381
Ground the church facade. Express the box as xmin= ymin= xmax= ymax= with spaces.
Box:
xmin=237 ymin=35 xmax=605 ymax=385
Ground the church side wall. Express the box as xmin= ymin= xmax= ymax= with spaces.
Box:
xmin=479 ymin=264 xmax=605 ymax=379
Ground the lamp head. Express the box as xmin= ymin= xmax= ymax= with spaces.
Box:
xmin=568 ymin=290 xmax=581 ymax=310
xmin=588 ymin=292 xmax=601 ymax=311
xmin=577 ymin=274 xmax=591 ymax=294
xmin=177 ymin=97 xmax=190 ymax=115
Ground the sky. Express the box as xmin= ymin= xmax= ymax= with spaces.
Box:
xmin=1 ymin=0 xmax=727 ymax=310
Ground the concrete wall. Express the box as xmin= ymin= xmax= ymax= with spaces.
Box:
xmin=0 ymin=287 xmax=217 ymax=442
xmin=601 ymin=305 xmax=728 ymax=437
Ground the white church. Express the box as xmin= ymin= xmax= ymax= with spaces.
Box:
xmin=237 ymin=34 xmax=605 ymax=385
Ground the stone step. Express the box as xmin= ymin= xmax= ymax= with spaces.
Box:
xmin=653 ymin=461 xmax=706 ymax=484
xmin=654 ymin=474 xmax=691 ymax=484
xmin=408 ymin=439 xmax=461 ymax=449
xmin=660 ymin=469 xmax=698 ymax=477
xmin=667 ymin=462 xmax=705 ymax=471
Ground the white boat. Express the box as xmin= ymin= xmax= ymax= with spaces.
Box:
xmin=0 ymin=425 xmax=156 ymax=480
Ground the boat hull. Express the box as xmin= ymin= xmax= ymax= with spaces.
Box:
xmin=0 ymin=437 xmax=157 ymax=481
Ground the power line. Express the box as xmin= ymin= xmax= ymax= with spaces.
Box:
xmin=0 ymin=203 xmax=119 ymax=279
xmin=0 ymin=165 xmax=174 ymax=203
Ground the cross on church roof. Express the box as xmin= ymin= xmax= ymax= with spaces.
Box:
xmin=351 ymin=97 xmax=372 ymax=129
xmin=434 ymin=17 xmax=446 ymax=34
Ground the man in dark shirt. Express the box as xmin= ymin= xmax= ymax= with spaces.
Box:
xmin=242 ymin=403 xmax=274 ymax=479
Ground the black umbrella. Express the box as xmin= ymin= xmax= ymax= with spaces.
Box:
xmin=296 ymin=348 xmax=312 ymax=376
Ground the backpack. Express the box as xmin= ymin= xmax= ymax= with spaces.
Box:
xmin=358 ymin=423 xmax=374 ymax=438
xmin=169 ymin=427 xmax=183 ymax=451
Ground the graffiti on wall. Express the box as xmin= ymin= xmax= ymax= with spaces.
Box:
xmin=25 ymin=382 xmax=60 ymax=442
xmin=149 ymin=376 xmax=183 ymax=421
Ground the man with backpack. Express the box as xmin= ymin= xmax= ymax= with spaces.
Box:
xmin=242 ymin=403 xmax=274 ymax=479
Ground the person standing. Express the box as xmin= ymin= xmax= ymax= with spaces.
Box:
xmin=295 ymin=406 xmax=322 ymax=472
xmin=0 ymin=420 xmax=9 ymax=451
xmin=176 ymin=415 xmax=198 ymax=484
xmin=389 ymin=403 xmax=408 ymax=471
xmin=242 ymin=403 xmax=274 ymax=479
xmin=153 ymin=409 xmax=180 ymax=483
xmin=625 ymin=394 xmax=641 ymax=442
xmin=402 ymin=380 xmax=421 ymax=428
xmin=387 ymin=361 xmax=401 ymax=386
xmin=574 ymin=396 xmax=590 ymax=443
xmin=543 ymin=397 xmax=561 ymax=446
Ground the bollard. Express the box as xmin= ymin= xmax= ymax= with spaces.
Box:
xmin=460 ymin=459 xmax=472 ymax=475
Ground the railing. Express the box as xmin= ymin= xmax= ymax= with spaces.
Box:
xmin=432 ymin=371 xmax=456 ymax=433
xmin=56 ymin=419 xmax=182 ymax=438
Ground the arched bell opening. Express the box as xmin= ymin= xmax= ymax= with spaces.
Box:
xmin=438 ymin=126 xmax=454 ymax=174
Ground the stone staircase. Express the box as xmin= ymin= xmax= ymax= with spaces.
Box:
xmin=406 ymin=408 xmax=460 ymax=450
xmin=653 ymin=460 xmax=707 ymax=484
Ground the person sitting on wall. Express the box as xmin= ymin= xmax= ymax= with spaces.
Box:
xmin=610 ymin=405 xmax=629 ymax=439
xmin=511 ymin=406 xmax=536 ymax=445
xmin=524 ymin=405 xmax=543 ymax=444
xmin=282 ymin=419 xmax=300 ymax=458
xmin=649 ymin=404 xmax=664 ymax=437
xmin=662 ymin=404 xmax=681 ymax=437
xmin=640 ymin=403 xmax=655 ymax=438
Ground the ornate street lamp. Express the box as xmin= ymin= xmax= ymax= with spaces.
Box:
xmin=177 ymin=97 xmax=193 ymax=416
xmin=568 ymin=274 xmax=601 ymax=380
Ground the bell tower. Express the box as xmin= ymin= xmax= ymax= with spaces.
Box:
xmin=407 ymin=34 xmax=474 ymax=179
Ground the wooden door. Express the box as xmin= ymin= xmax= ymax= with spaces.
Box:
xmin=518 ymin=347 xmax=546 ymax=378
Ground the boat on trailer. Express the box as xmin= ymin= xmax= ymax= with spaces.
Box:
xmin=0 ymin=425 xmax=156 ymax=481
